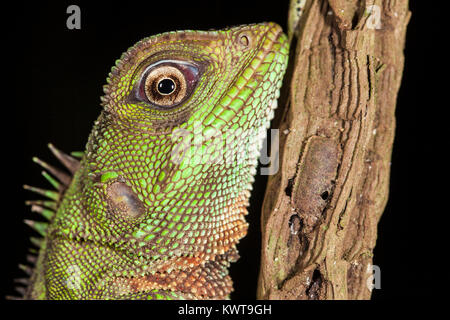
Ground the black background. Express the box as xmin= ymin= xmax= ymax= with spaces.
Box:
xmin=3 ymin=0 xmax=438 ymax=303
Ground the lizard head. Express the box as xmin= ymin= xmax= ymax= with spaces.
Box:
xmin=91 ymin=22 xmax=289 ymax=262
xmin=100 ymin=22 xmax=288 ymax=134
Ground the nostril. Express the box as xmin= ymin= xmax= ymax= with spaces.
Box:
xmin=237 ymin=31 xmax=252 ymax=49
xmin=239 ymin=34 xmax=250 ymax=47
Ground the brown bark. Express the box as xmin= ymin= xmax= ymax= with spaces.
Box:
xmin=257 ymin=0 xmax=410 ymax=299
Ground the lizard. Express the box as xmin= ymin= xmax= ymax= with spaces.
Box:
xmin=16 ymin=22 xmax=289 ymax=300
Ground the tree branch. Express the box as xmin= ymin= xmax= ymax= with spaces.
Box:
xmin=257 ymin=0 xmax=410 ymax=299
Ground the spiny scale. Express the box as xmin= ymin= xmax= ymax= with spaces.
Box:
xmin=9 ymin=144 xmax=78 ymax=299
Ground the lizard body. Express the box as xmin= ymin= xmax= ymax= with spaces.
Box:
xmin=20 ymin=22 xmax=288 ymax=299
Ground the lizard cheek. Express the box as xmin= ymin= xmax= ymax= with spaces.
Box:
xmin=106 ymin=182 xmax=146 ymax=219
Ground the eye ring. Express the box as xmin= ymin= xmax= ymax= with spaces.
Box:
xmin=135 ymin=60 xmax=200 ymax=109
xmin=143 ymin=65 xmax=187 ymax=107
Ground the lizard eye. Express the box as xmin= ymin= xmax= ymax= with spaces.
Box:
xmin=137 ymin=60 xmax=200 ymax=108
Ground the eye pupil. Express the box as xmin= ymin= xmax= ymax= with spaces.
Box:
xmin=157 ymin=78 xmax=176 ymax=95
